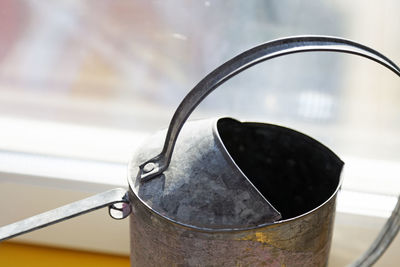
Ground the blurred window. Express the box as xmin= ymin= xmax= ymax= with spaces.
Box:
xmin=0 ymin=1 xmax=399 ymax=196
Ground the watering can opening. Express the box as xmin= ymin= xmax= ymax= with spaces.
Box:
xmin=217 ymin=118 xmax=344 ymax=220
xmin=130 ymin=116 xmax=344 ymax=229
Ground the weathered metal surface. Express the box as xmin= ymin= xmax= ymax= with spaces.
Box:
xmin=128 ymin=188 xmax=337 ymax=267
xmin=130 ymin=118 xmax=281 ymax=229
xmin=128 ymin=116 xmax=343 ymax=266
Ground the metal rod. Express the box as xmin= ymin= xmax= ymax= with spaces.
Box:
xmin=349 ymin=195 xmax=400 ymax=267
xmin=0 ymin=188 xmax=130 ymax=242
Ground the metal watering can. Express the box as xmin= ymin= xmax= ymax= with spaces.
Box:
xmin=1 ymin=36 xmax=399 ymax=267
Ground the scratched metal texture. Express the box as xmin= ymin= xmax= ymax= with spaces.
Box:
xmin=127 ymin=118 xmax=340 ymax=266
xmin=128 ymin=189 xmax=336 ymax=267
xmin=129 ymin=118 xmax=281 ymax=229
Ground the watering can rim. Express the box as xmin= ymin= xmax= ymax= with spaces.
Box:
xmin=127 ymin=116 xmax=344 ymax=233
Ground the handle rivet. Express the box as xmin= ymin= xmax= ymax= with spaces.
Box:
xmin=143 ymin=162 xmax=156 ymax=173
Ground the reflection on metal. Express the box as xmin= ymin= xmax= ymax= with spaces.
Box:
xmin=0 ymin=188 xmax=130 ymax=242
xmin=109 ymin=201 xmax=132 ymax=220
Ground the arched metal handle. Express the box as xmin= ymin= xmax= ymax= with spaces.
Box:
xmin=348 ymin=195 xmax=400 ymax=267
xmin=138 ymin=35 xmax=400 ymax=267
xmin=139 ymin=35 xmax=400 ymax=181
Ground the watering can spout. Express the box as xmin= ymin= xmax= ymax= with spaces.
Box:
xmin=0 ymin=188 xmax=131 ymax=242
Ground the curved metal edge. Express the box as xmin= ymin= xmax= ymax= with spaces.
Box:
xmin=348 ymin=195 xmax=400 ymax=267
xmin=213 ymin=118 xmax=345 ymax=223
xmin=139 ymin=35 xmax=400 ymax=182
xmin=0 ymin=188 xmax=130 ymax=242
xmin=211 ymin=118 xmax=281 ymax=221
xmin=128 ymin=173 xmax=340 ymax=234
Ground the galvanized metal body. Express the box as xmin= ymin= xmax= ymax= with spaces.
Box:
xmin=128 ymin=190 xmax=337 ymax=267
xmin=128 ymin=118 xmax=343 ymax=266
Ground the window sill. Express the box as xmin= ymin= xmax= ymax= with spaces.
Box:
xmin=0 ymin=117 xmax=399 ymax=265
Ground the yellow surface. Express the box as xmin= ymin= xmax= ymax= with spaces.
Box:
xmin=0 ymin=242 xmax=129 ymax=267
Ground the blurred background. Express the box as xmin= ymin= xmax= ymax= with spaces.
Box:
xmin=0 ymin=0 xmax=399 ymax=164
xmin=0 ymin=1 xmax=399 ymax=266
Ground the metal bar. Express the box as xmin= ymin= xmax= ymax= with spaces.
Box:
xmin=349 ymin=195 xmax=400 ymax=267
xmin=0 ymin=188 xmax=129 ymax=242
